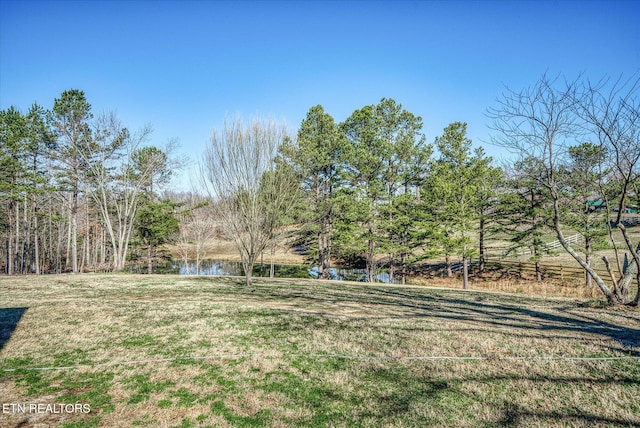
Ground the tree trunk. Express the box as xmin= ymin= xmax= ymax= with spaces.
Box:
xmin=147 ymin=243 xmax=153 ymax=274
xmin=535 ymin=260 xmax=542 ymax=282
xmin=318 ymin=227 xmax=326 ymax=279
xmin=388 ymin=195 xmax=394 ymax=284
xmin=401 ymin=252 xmax=407 ymax=285
xmin=84 ymin=193 xmax=91 ymax=271
xmin=16 ymin=199 xmax=21 ymax=273
xmin=7 ymin=199 xmax=15 ymax=275
xmin=71 ymin=190 xmax=78 ymax=274
xmin=325 ymin=218 xmax=333 ymax=279
xmin=65 ymin=204 xmax=71 ymax=269
xmin=48 ymin=205 xmax=54 ymax=273
xmin=585 ymin=236 xmax=592 ymax=288
xmin=79 ymin=234 xmax=86 ymax=273
xmin=270 ymin=243 xmax=275 ymax=278
xmin=445 ymin=254 xmax=452 ymax=277
xmin=101 ymin=229 xmax=107 ymax=266
xmin=462 ymin=257 xmax=469 ymax=289
xmin=34 ymin=214 xmax=40 ymax=275
xmin=367 ymin=227 xmax=375 ymax=283
xmin=479 ymin=217 xmax=486 ymax=273
xmin=57 ymin=208 xmax=64 ymax=273
xmin=243 ymin=260 xmax=254 ymax=288
xmin=22 ymin=198 xmax=29 ymax=274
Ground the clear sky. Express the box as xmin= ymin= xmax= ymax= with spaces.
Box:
xmin=1 ymin=0 xmax=639 ymax=190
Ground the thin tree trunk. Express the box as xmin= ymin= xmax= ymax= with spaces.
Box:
xmin=318 ymin=227 xmax=326 ymax=279
xmin=71 ymin=190 xmax=78 ymax=273
xmin=326 ymin=220 xmax=333 ymax=279
xmin=34 ymin=214 xmax=40 ymax=275
xmin=479 ymin=217 xmax=486 ymax=273
xmin=463 ymin=257 xmax=469 ymax=289
xmin=317 ymin=183 xmax=327 ymax=280
xmin=22 ymin=198 xmax=29 ymax=274
xmin=100 ymin=229 xmax=106 ymax=265
xmin=16 ymin=199 xmax=21 ymax=274
xmin=270 ymin=243 xmax=275 ymax=278
xmin=367 ymin=228 xmax=375 ymax=283
xmin=58 ymin=210 xmax=65 ymax=273
xmin=585 ymin=256 xmax=592 ymax=288
xmin=84 ymin=192 xmax=90 ymax=271
xmin=195 ymin=245 xmax=200 ymax=275
xmin=47 ymin=202 xmax=53 ymax=273
xmin=7 ymin=199 xmax=14 ymax=275
xmin=388 ymin=195 xmax=394 ymax=284
xmin=147 ymin=243 xmax=153 ymax=274
xmin=66 ymin=198 xmax=72 ymax=270
xmin=260 ymin=251 xmax=264 ymax=276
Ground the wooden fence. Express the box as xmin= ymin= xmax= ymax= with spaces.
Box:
xmin=498 ymin=233 xmax=584 ymax=257
xmin=622 ymin=216 xmax=640 ymax=227
xmin=480 ymin=260 xmax=610 ymax=282
xmin=413 ymin=258 xmax=612 ymax=283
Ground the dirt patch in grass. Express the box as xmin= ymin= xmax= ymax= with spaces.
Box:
xmin=1 ymin=274 xmax=638 ymax=427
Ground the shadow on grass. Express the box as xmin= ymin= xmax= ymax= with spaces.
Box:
xmin=0 ymin=307 xmax=28 ymax=350
xmin=361 ymin=364 xmax=640 ymax=426
xmin=497 ymin=402 xmax=640 ymax=427
xmin=234 ymin=280 xmax=640 ymax=350
xmin=344 ymin=363 xmax=640 ymax=426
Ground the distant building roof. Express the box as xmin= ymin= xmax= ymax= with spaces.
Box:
xmin=587 ymin=199 xmax=606 ymax=207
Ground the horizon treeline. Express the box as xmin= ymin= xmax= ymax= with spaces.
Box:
xmin=1 ymin=73 xmax=639 ymax=305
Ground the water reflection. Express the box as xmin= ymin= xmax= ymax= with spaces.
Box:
xmin=178 ymin=260 xmax=310 ymax=279
xmin=155 ymin=260 xmax=400 ymax=284
xmin=307 ymin=266 xmax=395 ymax=283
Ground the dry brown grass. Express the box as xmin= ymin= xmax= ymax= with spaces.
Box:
xmin=408 ymin=274 xmax=606 ymax=300
xmin=165 ymin=238 xmax=304 ymax=265
xmin=1 ymin=274 xmax=638 ymax=427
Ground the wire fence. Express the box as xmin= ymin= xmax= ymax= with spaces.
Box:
xmin=4 ymin=352 xmax=639 ymax=372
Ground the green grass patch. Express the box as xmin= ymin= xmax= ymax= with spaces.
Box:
xmin=123 ymin=373 xmax=174 ymax=404
xmin=210 ymin=400 xmax=271 ymax=427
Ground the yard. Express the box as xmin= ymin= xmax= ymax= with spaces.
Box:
xmin=1 ymin=275 xmax=639 ymax=427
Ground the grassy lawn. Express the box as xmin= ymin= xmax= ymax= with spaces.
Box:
xmin=1 ymin=275 xmax=639 ymax=427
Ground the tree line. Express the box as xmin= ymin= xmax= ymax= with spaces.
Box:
xmin=2 ymin=73 xmax=639 ymax=306
xmin=275 ymin=100 xmax=500 ymax=288
xmin=0 ymin=89 xmax=180 ymax=275
xmin=200 ymin=74 xmax=639 ymax=306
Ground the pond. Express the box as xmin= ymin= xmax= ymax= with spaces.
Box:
xmin=134 ymin=259 xmax=401 ymax=284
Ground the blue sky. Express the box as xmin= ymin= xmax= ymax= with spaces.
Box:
xmin=1 ymin=0 xmax=639 ymax=190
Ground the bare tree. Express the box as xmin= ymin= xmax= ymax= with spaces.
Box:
xmin=489 ymin=73 xmax=640 ymax=306
xmin=174 ymin=193 xmax=216 ymax=275
xmin=83 ymin=112 xmax=174 ymax=271
xmin=200 ymin=117 xmax=299 ymax=287
xmin=577 ymin=75 xmax=640 ymax=305
xmin=190 ymin=213 xmax=216 ymax=274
